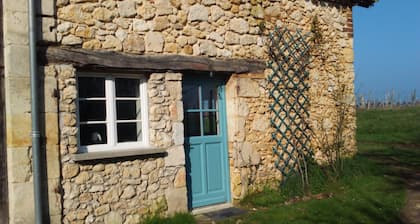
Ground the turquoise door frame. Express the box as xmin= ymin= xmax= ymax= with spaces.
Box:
xmin=183 ymin=75 xmax=231 ymax=209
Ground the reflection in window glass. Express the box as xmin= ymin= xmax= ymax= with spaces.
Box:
xmin=115 ymin=78 xmax=140 ymax=97
xmin=185 ymin=112 xmax=201 ymax=136
xmin=79 ymin=100 xmax=106 ymax=122
xmin=117 ymin=122 xmax=142 ymax=142
xmin=116 ymin=100 xmax=141 ymax=120
xmin=203 ymin=112 xmax=218 ymax=135
xmin=202 ymin=85 xmax=217 ymax=109
xmin=78 ymin=77 xmax=105 ymax=98
xmin=183 ymin=85 xmax=199 ymax=109
xmin=80 ymin=124 xmax=107 ymax=146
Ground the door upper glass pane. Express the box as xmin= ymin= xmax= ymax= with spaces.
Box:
xmin=183 ymin=85 xmax=199 ymax=109
xmin=185 ymin=112 xmax=201 ymax=137
xmin=78 ymin=77 xmax=105 ymax=98
xmin=202 ymin=85 xmax=218 ymax=110
xmin=203 ymin=112 xmax=218 ymax=135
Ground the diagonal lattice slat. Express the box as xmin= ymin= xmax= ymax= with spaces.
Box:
xmin=267 ymin=27 xmax=312 ymax=181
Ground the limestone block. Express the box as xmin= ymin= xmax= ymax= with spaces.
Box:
xmin=61 ymin=35 xmax=83 ymax=45
xmin=137 ymin=4 xmax=156 ymax=20
xmin=202 ymin=0 xmax=215 ymax=6
xmin=4 ymin=10 xmax=28 ymax=44
xmin=95 ymin=204 xmax=111 ymax=216
xmin=188 ymin=4 xmax=208 ymax=22
xmin=229 ymin=18 xmax=249 ymax=34
xmin=145 ymin=32 xmax=165 ymax=52
xmin=6 ymin=113 xmax=31 ymax=147
xmin=47 ymin=178 xmax=62 ymax=216
xmin=40 ymin=0 xmax=55 ymax=16
xmin=198 ymin=40 xmax=217 ymax=56
xmin=104 ymin=211 xmax=123 ymax=224
xmin=83 ymin=39 xmax=102 ymax=49
xmin=133 ymin=19 xmax=150 ymax=32
xmin=62 ymin=163 xmax=80 ymax=179
xmin=237 ymin=78 xmax=260 ymax=97
xmin=92 ymin=7 xmax=115 ymax=22
xmin=210 ymin=5 xmax=224 ymax=22
xmin=40 ymin=17 xmax=57 ymax=42
xmin=7 ymin=147 xmax=31 ymax=183
xmin=102 ymin=35 xmax=123 ymax=51
xmin=165 ymin=187 xmax=188 ymax=214
xmin=118 ymin=0 xmax=137 ymax=18
xmin=240 ymin=35 xmax=257 ymax=45
xmin=251 ymin=114 xmax=270 ymax=132
xmin=164 ymin=145 xmax=185 ymax=166
xmin=124 ymin=215 xmax=141 ymax=224
xmin=43 ymin=76 xmax=59 ymax=113
xmin=251 ymin=5 xmax=264 ymax=19
xmin=9 ymin=182 xmax=35 ymax=224
xmin=155 ymin=0 xmax=174 ymax=15
xmin=46 ymin=144 xmax=61 ymax=179
xmin=169 ymin=101 xmax=183 ymax=122
xmin=58 ymin=5 xmax=92 ymax=24
xmin=4 ymin=45 xmax=30 ymax=77
xmin=225 ymin=31 xmax=240 ymax=45
xmin=5 ymin=77 xmax=30 ymax=113
xmin=174 ymin=168 xmax=186 ymax=188
xmin=142 ymin=160 xmax=157 ymax=174
xmin=3 ymin=0 xmax=27 ymax=12
xmin=152 ymin=16 xmax=170 ymax=31
xmin=121 ymin=186 xmax=136 ymax=199
xmin=172 ymin=122 xmax=184 ymax=145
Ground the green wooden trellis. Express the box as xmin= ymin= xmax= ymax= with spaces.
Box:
xmin=267 ymin=27 xmax=313 ymax=181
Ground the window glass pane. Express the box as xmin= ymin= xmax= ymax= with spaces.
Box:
xmin=115 ymin=78 xmax=140 ymax=97
xmin=117 ymin=122 xmax=142 ymax=142
xmin=78 ymin=77 xmax=105 ymax=98
xmin=203 ymin=112 xmax=218 ymax=136
xmin=80 ymin=124 xmax=107 ymax=145
xmin=185 ymin=112 xmax=201 ymax=136
xmin=183 ymin=85 xmax=199 ymax=109
xmin=202 ymin=85 xmax=218 ymax=109
xmin=79 ymin=100 xmax=106 ymax=122
xmin=116 ymin=100 xmax=140 ymax=120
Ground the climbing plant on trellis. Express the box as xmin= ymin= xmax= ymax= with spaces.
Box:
xmin=266 ymin=27 xmax=313 ymax=183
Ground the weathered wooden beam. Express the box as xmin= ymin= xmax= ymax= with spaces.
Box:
xmin=39 ymin=46 xmax=266 ymax=73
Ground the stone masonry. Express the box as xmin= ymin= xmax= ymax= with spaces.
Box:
xmin=3 ymin=0 xmax=358 ymax=223
xmin=55 ymin=65 xmax=187 ymax=223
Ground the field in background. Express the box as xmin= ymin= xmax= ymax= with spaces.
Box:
xmin=217 ymin=106 xmax=420 ymax=224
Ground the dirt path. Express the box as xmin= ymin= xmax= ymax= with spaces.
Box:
xmin=400 ymin=171 xmax=420 ymax=224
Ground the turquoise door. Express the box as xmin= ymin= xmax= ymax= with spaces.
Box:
xmin=183 ymin=76 xmax=230 ymax=209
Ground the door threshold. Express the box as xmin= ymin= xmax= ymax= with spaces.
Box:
xmin=191 ymin=203 xmax=233 ymax=215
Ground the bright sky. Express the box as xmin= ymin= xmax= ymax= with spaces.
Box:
xmin=353 ymin=0 xmax=420 ymax=101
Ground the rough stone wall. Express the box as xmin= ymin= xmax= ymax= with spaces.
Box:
xmin=226 ymin=73 xmax=280 ymax=200
xmin=1 ymin=0 xmax=357 ymax=222
xmin=3 ymin=0 xmax=62 ymax=223
xmin=56 ymin=65 xmax=187 ymax=223
xmin=50 ymin=0 xmax=357 ymax=159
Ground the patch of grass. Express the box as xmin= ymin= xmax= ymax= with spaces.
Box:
xmin=141 ymin=213 xmax=196 ymax=224
xmin=219 ymin=106 xmax=420 ymax=224
xmin=356 ymin=106 xmax=420 ymax=144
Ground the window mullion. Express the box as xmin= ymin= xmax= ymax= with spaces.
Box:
xmin=106 ymin=77 xmax=117 ymax=146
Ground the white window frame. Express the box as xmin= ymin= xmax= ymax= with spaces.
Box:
xmin=77 ymin=73 xmax=149 ymax=153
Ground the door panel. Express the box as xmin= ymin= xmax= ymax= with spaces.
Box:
xmin=184 ymin=77 xmax=230 ymax=209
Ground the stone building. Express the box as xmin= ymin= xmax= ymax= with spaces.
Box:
xmin=0 ymin=0 xmax=374 ymax=223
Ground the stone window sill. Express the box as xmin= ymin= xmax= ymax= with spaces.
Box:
xmin=71 ymin=147 xmax=167 ymax=162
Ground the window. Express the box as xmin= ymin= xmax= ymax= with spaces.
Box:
xmin=77 ymin=74 xmax=149 ymax=152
